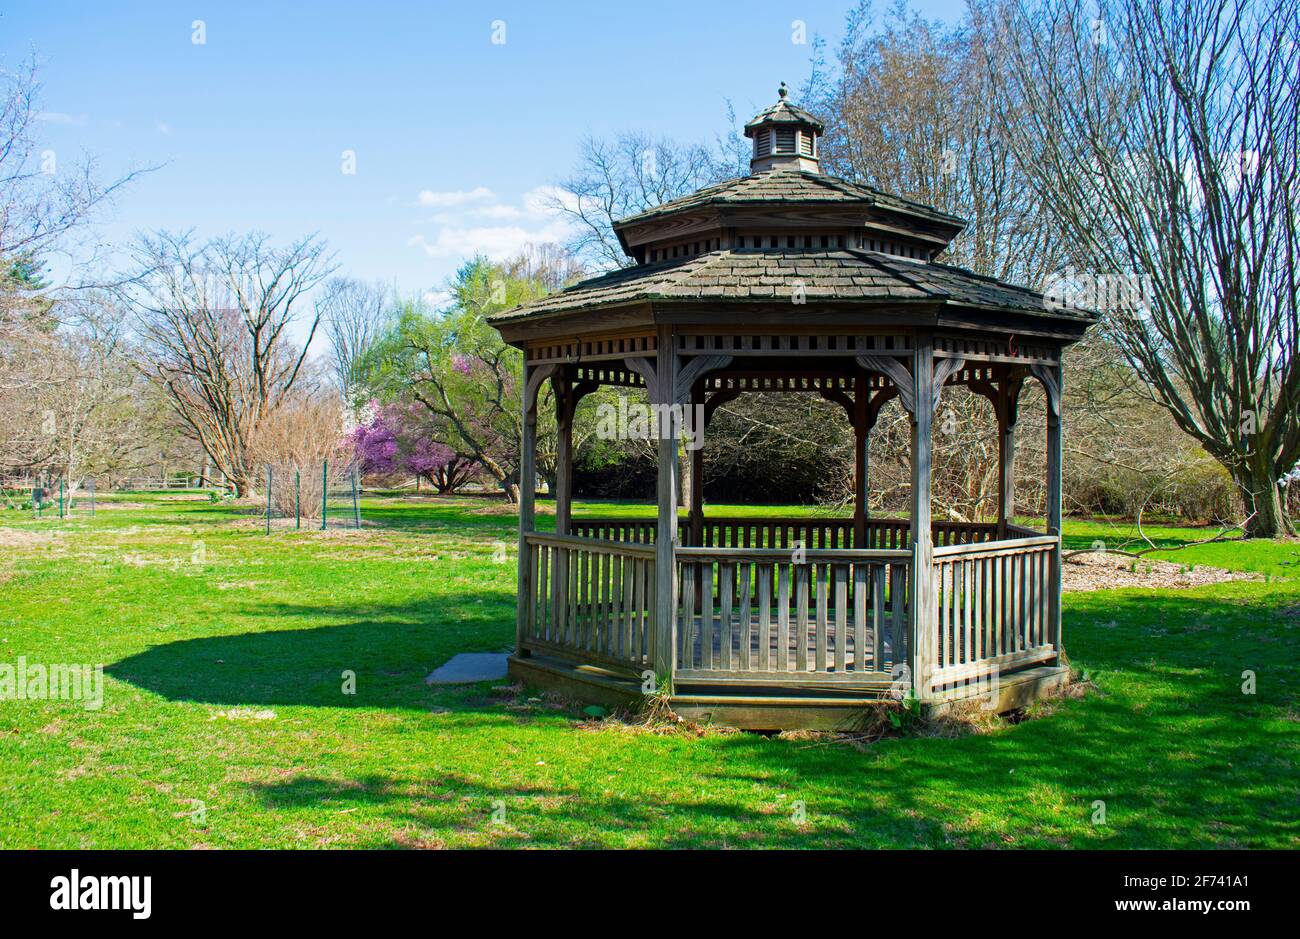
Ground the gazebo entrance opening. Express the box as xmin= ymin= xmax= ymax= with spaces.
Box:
xmin=492 ymin=87 xmax=1092 ymax=729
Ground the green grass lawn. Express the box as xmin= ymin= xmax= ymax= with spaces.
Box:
xmin=1 ymin=491 xmax=1296 ymax=848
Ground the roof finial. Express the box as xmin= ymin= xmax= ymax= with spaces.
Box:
xmin=777 ymin=81 xmax=789 ymax=100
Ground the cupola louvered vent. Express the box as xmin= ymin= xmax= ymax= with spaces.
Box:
xmin=743 ymin=82 xmax=823 ymax=173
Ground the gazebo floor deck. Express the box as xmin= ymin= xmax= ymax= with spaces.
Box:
xmin=508 ymin=652 xmax=1069 ymax=732
xmin=676 ymin=613 xmax=901 ymax=679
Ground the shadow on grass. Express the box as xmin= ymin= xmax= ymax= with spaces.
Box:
xmin=247 ymin=770 xmax=827 ymax=848
xmin=107 ymin=594 xmax=516 ymax=711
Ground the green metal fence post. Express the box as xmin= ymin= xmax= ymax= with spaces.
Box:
xmin=351 ymin=469 xmax=360 ymax=529
xmin=321 ymin=460 xmax=328 ymax=531
xmin=266 ymin=464 xmax=273 ymax=535
xmin=59 ymin=479 xmax=65 ymax=518
xmin=295 ymin=469 xmax=301 ymax=530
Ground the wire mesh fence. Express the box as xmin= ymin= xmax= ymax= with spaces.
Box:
xmin=260 ymin=461 xmax=362 ymax=532
xmin=0 ymin=476 xmax=96 ymax=517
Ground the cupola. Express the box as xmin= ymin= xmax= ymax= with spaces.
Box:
xmin=744 ymin=82 xmax=824 ymax=174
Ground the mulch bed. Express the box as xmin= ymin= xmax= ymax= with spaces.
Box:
xmin=1062 ymin=549 xmax=1261 ymax=592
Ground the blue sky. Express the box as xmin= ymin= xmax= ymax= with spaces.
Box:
xmin=3 ymin=0 xmax=964 ymax=310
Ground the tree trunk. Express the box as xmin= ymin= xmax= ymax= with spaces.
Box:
xmin=1238 ymin=461 xmax=1294 ymax=538
xmin=229 ymin=468 xmax=253 ymax=499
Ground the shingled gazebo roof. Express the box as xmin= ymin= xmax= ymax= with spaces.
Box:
xmin=489 ymin=248 xmax=1095 ymax=327
xmin=491 ymin=86 xmax=1095 ymax=340
xmin=612 ymin=170 xmax=965 ymax=229
xmin=743 ymin=94 xmax=825 ymax=133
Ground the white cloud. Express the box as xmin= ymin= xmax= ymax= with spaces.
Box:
xmin=521 ymin=184 xmax=578 ymax=215
xmin=36 ymin=111 xmax=88 ymax=125
xmin=408 ymin=184 xmax=579 ymax=261
xmin=416 ymin=186 xmax=495 ymax=208
xmin=156 ymin=121 xmax=172 ymax=135
xmin=471 ymin=204 xmax=527 ymax=221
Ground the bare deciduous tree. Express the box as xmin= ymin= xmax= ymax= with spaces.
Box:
xmin=810 ymin=0 xmax=1062 ymax=286
xmin=1 ymin=56 xmax=155 ymax=485
xmin=1 ymin=57 xmax=145 ymax=285
xmin=0 ymin=297 xmax=158 ymax=485
xmin=993 ymin=0 xmax=1300 ymax=536
xmin=546 ymin=134 xmax=741 ymax=271
xmin=121 ymin=230 xmax=336 ymax=497
xmin=316 ymin=277 xmax=391 ymax=399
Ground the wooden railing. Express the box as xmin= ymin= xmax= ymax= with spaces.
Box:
xmin=545 ymin=518 xmax=1057 ymax=694
xmin=570 ymin=516 xmax=1010 ymax=550
xmin=522 ymin=533 xmax=656 ymax=672
xmin=933 ymin=520 xmax=1002 ymax=546
xmin=928 ymin=535 xmax=1059 ymax=693
xmin=694 ymin=517 xmax=854 ymax=549
xmin=568 ymin=518 xmax=659 ymax=544
xmin=674 ymin=548 xmax=911 ymax=682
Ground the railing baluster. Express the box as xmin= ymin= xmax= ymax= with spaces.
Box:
xmin=738 ymin=562 xmax=753 ymax=670
xmin=757 ymin=565 xmax=772 ymax=671
xmin=612 ymin=551 xmax=624 ymax=656
xmin=834 ymin=563 xmax=848 ymax=673
xmin=621 ymin=554 xmax=633 ymax=660
xmin=680 ymin=561 xmax=695 ymax=667
xmin=634 ymin=556 xmax=647 ymax=663
xmin=815 ymin=563 xmax=828 ymax=672
xmin=795 ymin=564 xmax=810 ymax=672
xmin=890 ymin=562 xmax=907 ymax=670
xmin=536 ymin=543 xmax=548 ymax=641
xmin=963 ymin=559 xmax=974 ymax=665
xmin=596 ymin=548 xmax=606 ymax=653
xmin=777 ymin=564 xmax=791 ymax=671
xmin=939 ymin=560 xmax=950 ymax=667
xmin=720 ymin=563 xmax=734 ymax=670
xmin=853 ymin=563 xmax=867 ymax=672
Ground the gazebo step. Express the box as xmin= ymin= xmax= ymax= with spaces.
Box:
xmin=507 ymin=653 xmax=643 ymax=709
xmin=672 ymin=679 xmax=894 ymax=699
xmin=925 ymin=664 xmax=1071 ymax=716
xmin=668 ymin=694 xmax=888 ymax=732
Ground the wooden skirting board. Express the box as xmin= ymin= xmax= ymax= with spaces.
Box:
xmin=509 ymin=654 xmax=1072 ymax=732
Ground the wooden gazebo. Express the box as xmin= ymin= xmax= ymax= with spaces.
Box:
xmin=490 ymin=86 xmax=1094 ymax=730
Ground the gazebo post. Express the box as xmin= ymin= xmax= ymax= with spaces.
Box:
xmin=853 ymin=372 xmax=869 ymax=548
xmin=688 ymin=382 xmax=704 ymax=548
xmin=516 ymin=365 xmax=539 ymax=658
xmin=909 ymin=335 xmax=937 ymax=702
xmin=1044 ymin=363 xmax=1064 ymax=656
xmin=996 ymin=370 xmax=1019 ymax=538
xmin=553 ymin=372 xmax=573 ymax=536
xmin=653 ymin=328 xmax=680 ymax=681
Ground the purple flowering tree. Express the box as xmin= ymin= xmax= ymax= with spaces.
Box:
xmin=349 ymin=401 xmax=479 ymax=493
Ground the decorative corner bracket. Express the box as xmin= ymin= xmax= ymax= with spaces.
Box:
xmin=856 ymin=354 xmax=915 ymax=415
